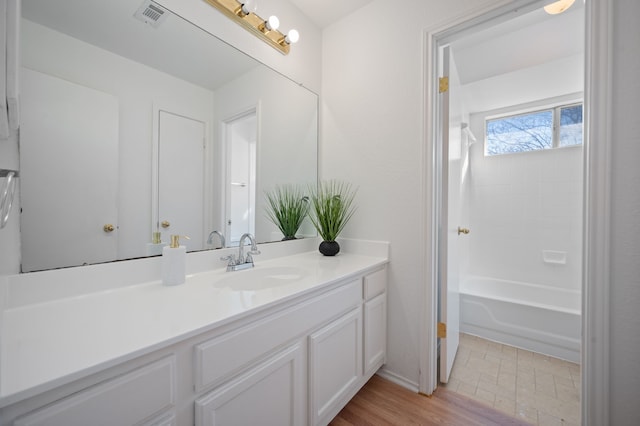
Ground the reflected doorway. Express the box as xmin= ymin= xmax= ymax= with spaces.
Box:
xmin=224 ymin=109 xmax=257 ymax=247
xmin=157 ymin=110 xmax=206 ymax=252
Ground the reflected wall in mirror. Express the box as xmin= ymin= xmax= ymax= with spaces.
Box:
xmin=19 ymin=0 xmax=318 ymax=272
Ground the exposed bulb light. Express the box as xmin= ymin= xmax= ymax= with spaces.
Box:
xmin=544 ymin=0 xmax=576 ymax=15
xmin=204 ymin=0 xmax=297 ymax=54
xmin=264 ymin=15 xmax=279 ymax=31
xmin=284 ymin=29 xmax=299 ymax=45
xmin=240 ymin=0 xmax=257 ymax=16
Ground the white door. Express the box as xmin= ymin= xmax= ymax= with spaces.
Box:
xmin=224 ymin=111 xmax=256 ymax=246
xmin=439 ymin=46 xmax=464 ymax=384
xmin=20 ymin=68 xmax=119 ymax=271
xmin=158 ymin=110 xmax=205 ymax=251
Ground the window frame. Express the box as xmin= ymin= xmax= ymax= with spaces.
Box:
xmin=484 ymin=101 xmax=583 ymax=156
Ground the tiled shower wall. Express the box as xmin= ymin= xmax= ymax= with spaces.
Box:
xmin=466 ymin=113 xmax=583 ymax=291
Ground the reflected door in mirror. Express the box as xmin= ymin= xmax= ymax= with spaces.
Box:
xmin=225 ymin=110 xmax=256 ymax=246
xmin=20 ymin=69 xmax=119 ymax=272
xmin=158 ymin=110 xmax=205 ymax=252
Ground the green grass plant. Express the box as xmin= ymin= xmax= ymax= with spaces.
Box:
xmin=308 ymin=180 xmax=357 ymax=242
xmin=264 ymin=184 xmax=310 ymax=240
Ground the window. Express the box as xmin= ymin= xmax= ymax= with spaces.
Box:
xmin=485 ymin=103 xmax=583 ymax=156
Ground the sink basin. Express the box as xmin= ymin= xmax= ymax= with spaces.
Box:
xmin=214 ymin=266 xmax=308 ymax=291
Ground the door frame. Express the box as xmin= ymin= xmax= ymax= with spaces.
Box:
xmin=221 ymin=105 xmax=259 ymax=246
xmin=420 ymin=0 xmax=611 ymax=424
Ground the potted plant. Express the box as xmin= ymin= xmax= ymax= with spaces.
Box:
xmin=264 ymin=184 xmax=310 ymax=241
xmin=308 ymin=180 xmax=357 ymax=256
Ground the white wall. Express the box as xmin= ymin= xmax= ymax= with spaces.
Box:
xmin=467 ymin=110 xmax=583 ymax=290
xmin=461 ymin=53 xmax=583 ymax=114
xmin=609 ymin=0 xmax=640 ymax=422
xmin=321 ymin=0 xmax=505 ymax=387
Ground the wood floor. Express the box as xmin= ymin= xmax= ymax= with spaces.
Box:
xmin=329 ymin=375 xmax=531 ymax=426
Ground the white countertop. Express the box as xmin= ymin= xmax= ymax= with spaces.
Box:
xmin=0 ymin=249 xmax=388 ymax=408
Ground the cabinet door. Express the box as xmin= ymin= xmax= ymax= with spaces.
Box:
xmin=364 ymin=292 xmax=387 ymax=376
xmin=309 ymin=308 xmax=362 ymax=426
xmin=14 ymin=357 xmax=175 ymax=426
xmin=195 ymin=343 xmax=304 ymax=426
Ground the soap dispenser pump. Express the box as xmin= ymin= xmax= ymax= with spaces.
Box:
xmin=146 ymin=231 xmax=167 ymax=256
xmin=162 ymin=235 xmax=187 ymax=286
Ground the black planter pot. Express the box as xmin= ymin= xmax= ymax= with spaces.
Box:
xmin=319 ymin=240 xmax=340 ymax=256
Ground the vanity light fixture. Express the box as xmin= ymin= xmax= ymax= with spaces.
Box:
xmin=204 ymin=0 xmax=299 ymax=54
xmin=543 ymin=0 xmax=576 ymax=15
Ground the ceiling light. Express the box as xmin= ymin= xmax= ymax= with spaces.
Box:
xmin=544 ymin=0 xmax=576 ymax=15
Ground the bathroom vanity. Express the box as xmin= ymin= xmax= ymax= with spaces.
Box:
xmin=0 ymin=241 xmax=388 ymax=425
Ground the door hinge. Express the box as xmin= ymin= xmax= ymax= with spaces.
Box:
xmin=439 ymin=76 xmax=449 ymax=93
xmin=437 ymin=322 xmax=447 ymax=338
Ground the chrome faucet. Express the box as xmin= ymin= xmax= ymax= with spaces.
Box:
xmin=207 ymin=230 xmax=225 ymax=248
xmin=220 ymin=233 xmax=260 ymax=271
xmin=238 ymin=233 xmax=260 ymax=264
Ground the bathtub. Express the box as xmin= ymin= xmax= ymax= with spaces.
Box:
xmin=460 ymin=276 xmax=581 ymax=363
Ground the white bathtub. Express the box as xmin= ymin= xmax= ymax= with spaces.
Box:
xmin=460 ymin=276 xmax=581 ymax=363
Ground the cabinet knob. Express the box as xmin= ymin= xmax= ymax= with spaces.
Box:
xmin=103 ymin=224 xmax=115 ymax=233
xmin=457 ymin=227 xmax=470 ymax=235
xmin=161 ymin=220 xmax=170 ymax=228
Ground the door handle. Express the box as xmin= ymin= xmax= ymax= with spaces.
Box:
xmin=457 ymin=227 xmax=470 ymax=235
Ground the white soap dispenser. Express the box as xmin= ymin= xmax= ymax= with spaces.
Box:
xmin=162 ymin=235 xmax=187 ymax=286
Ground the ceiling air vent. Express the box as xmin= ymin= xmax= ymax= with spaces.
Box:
xmin=134 ymin=0 xmax=168 ymax=28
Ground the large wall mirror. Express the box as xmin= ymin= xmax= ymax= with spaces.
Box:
xmin=19 ymin=0 xmax=318 ymax=272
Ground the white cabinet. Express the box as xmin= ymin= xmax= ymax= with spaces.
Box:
xmin=309 ymin=308 xmax=362 ymax=426
xmin=3 ymin=265 xmax=387 ymax=426
xmin=13 ymin=357 xmax=175 ymax=426
xmin=195 ymin=343 xmax=304 ymax=426
xmin=363 ymin=268 xmax=387 ymax=376
xmin=364 ymin=293 xmax=387 ymax=376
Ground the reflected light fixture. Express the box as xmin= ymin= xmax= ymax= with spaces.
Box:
xmin=544 ymin=0 xmax=576 ymax=15
xmin=204 ymin=0 xmax=299 ymax=55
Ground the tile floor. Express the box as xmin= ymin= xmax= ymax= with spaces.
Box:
xmin=441 ymin=333 xmax=581 ymax=425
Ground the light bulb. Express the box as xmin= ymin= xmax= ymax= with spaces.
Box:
xmin=285 ymin=29 xmax=299 ymax=44
xmin=543 ymin=0 xmax=575 ymax=15
xmin=265 ymin=15 xmax=279 ymax=31
xmin=240 ymin=0 xmax=257 ymax=15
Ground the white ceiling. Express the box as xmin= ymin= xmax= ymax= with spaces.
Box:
xmin=450 ymin=3 xmax=584 ymax=85
xmin=287 ymin=0 xmax=373 ymax=29
xmin=22 ymin=0 xmax=261 ymax=90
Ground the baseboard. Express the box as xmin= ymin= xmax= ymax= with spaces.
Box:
xmin=375 ymin=368 xmax=419 ymax=393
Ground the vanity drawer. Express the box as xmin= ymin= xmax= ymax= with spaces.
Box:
xmin=194 ymin=279 xmax=361 ymax=391
xmin=363 ymin=268 xmax=386 ymax=300
xmin=14 ymin=356 xmax=175 ymax=426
